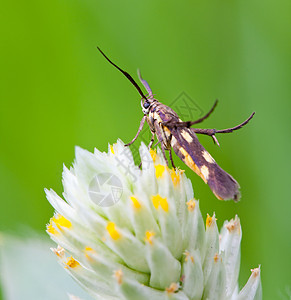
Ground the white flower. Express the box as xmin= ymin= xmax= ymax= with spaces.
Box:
xmin=46 ymin=140 xmax=262 ymax=300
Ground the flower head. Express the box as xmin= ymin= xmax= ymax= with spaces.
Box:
xmin=46 ymin=140 xmax=262 ymax=299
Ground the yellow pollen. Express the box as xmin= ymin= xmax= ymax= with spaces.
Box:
xmin=226 ymin=217 xmax=240 ymax=233
xmin=186 ymin=199 xmax=196 ymax=211
xmin=114 ymin=269 xmax=123 ymax=284
xmin=47 ymin=223 xmax=58 ymax=235
xmin=206 ymin=213 xmax=217 ymax=227
xmin=47 ymin=214 xmax=72 ymax=234
xmin=166 ymin=282 xmax=179 ymax=293
xmin=51 ymin=245 xmax=65 ymax=257
xmin=151 ymin=194 xmax=169 ymax=212
xmin=145 ymin=231 xmax=155 ymax=245
xmin=251 ymin=267 xmax=260 ymax=277
xmin=170 ymin=168 xmax=180 ymax=186
xmin=106 ymin=222 xmax=121 ymax=240
xmin=84 ymin=246 xmax=96 ymax=260
xmin=65 ymin=256 xmax=80 ymax=269
xmin=130 ymin=196 xmax=141 ymax=209
xmin=150 ymin=149 xmax=157 ymax=162
xmin=214 ymin=253 xmax=220 ymax=263
xmin=110 ymin=144 xmax=115 ymax=154
xmin=155 ymin=164 xmax=166 ymax=178
xmin=184 ymin=251 xmax=194 ymax=263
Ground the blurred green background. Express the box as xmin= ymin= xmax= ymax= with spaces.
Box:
xmin=0 ymin=0 xmax=290 ymax=299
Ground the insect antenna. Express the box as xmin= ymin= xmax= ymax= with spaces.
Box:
xmin=97 ymin=47 xmax=147 ymax=100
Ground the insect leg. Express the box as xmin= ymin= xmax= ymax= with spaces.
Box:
xmin=148 ymin=133 xmax=155 ymax=149
xmin=153 ymin=121 xmax=169 ymax=165
xmin=169 ymin=148 xmax=176 ymax=169
xmin=125 ymin=115 xmax=146 ymax=146
xmin=192 ymin=112 xmax=255 ymax=145
xmin=164 ymin=100 xmax=218 ymax=127
xmin=160 ymin=144 xmax=169 ymax=165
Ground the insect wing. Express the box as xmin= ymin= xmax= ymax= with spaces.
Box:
xmin=169 ymin=126 xmax=240 ymax=201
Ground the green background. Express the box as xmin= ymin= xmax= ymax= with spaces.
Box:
xmin=1 ymin=0 xmax=290 ymax=299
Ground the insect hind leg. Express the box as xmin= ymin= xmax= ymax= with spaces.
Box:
xmin=192 ymin=112 xmax=255 ymax=145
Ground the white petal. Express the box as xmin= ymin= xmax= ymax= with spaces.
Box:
xmin=219 ymin=215 xmax=242 ymax=297
xmin=237 ymin=266 xmax=262 ymax=300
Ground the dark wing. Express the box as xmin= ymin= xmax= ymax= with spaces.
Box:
xmin=169 ymin=126 xmax=240 ymax=201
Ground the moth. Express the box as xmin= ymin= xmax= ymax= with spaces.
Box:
xmin=97 ymin=47 xmax=255 ymax=201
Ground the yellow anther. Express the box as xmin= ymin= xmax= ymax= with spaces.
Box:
xmin=110 ymin=145 xmax=115 ymax=154
xmin=130 ymin=196 xmax=141 ymax=209
xmin=114 ymin=269 xmax=123 ymax=284
xmin=155 ymin=164 xmax=165 ymax=178
xmin=184 ymin=251 xmax=194 ymax=263
xmin=84 ymin=246 xmax=96 ymax=260
xmin=226 ymin=216 xmax=240 ymax=233
xmin=206 ymin=213 xmax=217 ymax=227
xmin=214 ymin=253 xmax=220 ymax=263
xmin=145 ymin=231 xmax=155 ymax=245
xmin=186 ymin=199 xmax=196 ymax=212
xmin=51 ymin=245 xmax=65 ymax=258
xmin=151 ymin=194 xmax=169 ymax=212
xmin=106 ymin=222 xmax=121 ymax=240
xmin=251 ymin=267 xmax=260 ymax=277
xmin=150 ymin=149 xmax=157 ymax=162
xmin=166 ymin=282 xmax=179 ymax=293
xmin=65 ymin=256 xmax=80 ymax=269
xmin=47 ymin=214 xmax=71 ymax=234
xmin=170 ymin=168 xmax=180 ymax=186
xmin=47 ymin=223 xmax=58 ymax=235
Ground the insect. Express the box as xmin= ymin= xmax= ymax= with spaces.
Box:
xmin=97 ymin=47 xmax=255 ymax=201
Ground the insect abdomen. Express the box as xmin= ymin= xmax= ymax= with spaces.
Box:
xmin=170 ymin=128 xmax=240 ymax=201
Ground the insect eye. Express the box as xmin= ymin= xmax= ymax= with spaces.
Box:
xmin=143 ymin=102 xmax=150 ymax=109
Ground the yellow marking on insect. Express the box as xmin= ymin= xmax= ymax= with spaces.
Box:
xmin=171 ymin=136 xmax=177 ymax=146
xmin=186 ymin=199 xmax=196 ymax=211
xmin=106 ymin=222 xmax=121 ymax=240
xmin=179 ymin=147 xmax=208 ymax=183
xmin=114 ymin=269 xmax=123 ymax=284
xmin=163 ymin=126 xmax=171 ymax=135
xmin=155 ymin=164 xmax=166 ymax=178
xmin=149 ymin=149 xmax=157 ymax=162
xmin=202 ymin=150 xmax=215 ymax=163
xmin=65 ymin=256 xmax=80 ymax=269
xmin=144 ymin=231 xmax=155 ymax=245
xmin=130 ymin=195 xmax=141 ymax=210
xmin=47 ymin=214 xmax=72 ymax=234
xmin=151 ymin=194 xmax=169 ymax=212
xmin=153 ymin=112 xmax=162 ymax=123
xmin=213 ymin=191 xmax=224 ymax=200
xmin=201 ymin=165 xmax=209 ymax=181
xmin=181 ymin=129 xmax=193 ymax=143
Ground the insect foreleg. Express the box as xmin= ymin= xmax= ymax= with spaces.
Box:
xmin=153 ymin=122 xmax=169 ymax=165
xmin=125 ymin=115 xmax=146 ymax=146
